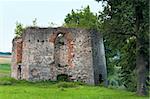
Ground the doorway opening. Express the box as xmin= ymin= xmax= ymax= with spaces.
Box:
xmin=99 ymin=74 xmax=103 ymax=84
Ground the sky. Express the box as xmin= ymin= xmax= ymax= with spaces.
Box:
xmin=0 ymin=0 xmax=103 ymax=52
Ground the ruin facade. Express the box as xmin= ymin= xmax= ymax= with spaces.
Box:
xmin=11 ymin=27 xmax=107 ymax=85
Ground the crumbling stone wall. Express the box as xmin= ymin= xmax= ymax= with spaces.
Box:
xmin=11 ymin=37 xmax=22 ymax=79
xmin=11 ymin=27 xmax=107 ymax=85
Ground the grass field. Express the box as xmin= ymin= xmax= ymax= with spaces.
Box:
xmin=0 ymin=78 xmax=149 ymax=99
xmin=0 ymin=57 xmax=11 ymax=64
xmin=0 ymin=64 xmax=10 ymax=77
xmin=0 ymin=56 xmax=11 ymax=77
xmin=0 ymin=57 xmax=149 ymax=99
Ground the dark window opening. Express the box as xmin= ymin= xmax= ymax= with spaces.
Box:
xmin=99 ymin=74 xmax=103 ymax=84
xmin=58 ymin=41 xmax=64 ymax=45
xmin=57 ymin=74 xmax=69 ymax=81
xmin=17 ymin=65 xmax=22 ymax=79
xmin=57 ymin=63 xmax=68 ymax=67
xmin=41 ymin=40 xmax=44 ymax=43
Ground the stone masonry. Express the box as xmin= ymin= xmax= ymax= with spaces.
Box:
xmin=11 ymin=27 xmax=107 ymax=85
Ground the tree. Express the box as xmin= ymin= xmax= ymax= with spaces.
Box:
xmin=96 ymin=0 xmax=149 ymax=95
xmin=64 ymin=6 xmax=100 ymax=30
xmin=15 ymin=22 xmax=24 ymax=37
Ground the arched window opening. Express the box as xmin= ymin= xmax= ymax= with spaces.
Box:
xmin=56 ymin=33 xmax=65 ymax=45
xmin=54 ymin=32 xmax=68 ymax=67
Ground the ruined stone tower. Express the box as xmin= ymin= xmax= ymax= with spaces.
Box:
xmin=11 ymin=27 xmax=107 ymax=85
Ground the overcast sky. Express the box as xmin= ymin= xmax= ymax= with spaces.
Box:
xmin=0 ymin=0 xmax=103 ymax=52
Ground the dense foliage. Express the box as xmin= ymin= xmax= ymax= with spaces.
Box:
xmin=96 ymin=0 xmax=149 ymax=95
xmin=64 ymin=6 xmax=100 ymax=30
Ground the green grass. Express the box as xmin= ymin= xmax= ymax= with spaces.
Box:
xmin=0 ymin=64 xmax=10 ymax=71
xmin=0 ymin=64 xmax=10 ymax=77
xmin=0 ymin=57 xmax=11 ymax=77
xmin=0 ymin=77 xmax=149 ymax=99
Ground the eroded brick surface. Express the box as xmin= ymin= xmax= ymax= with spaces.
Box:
xmin=11 ymin=27 xmax=107 ymax=85
xmin=11 ymin=37 xmax=22 ymax=79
